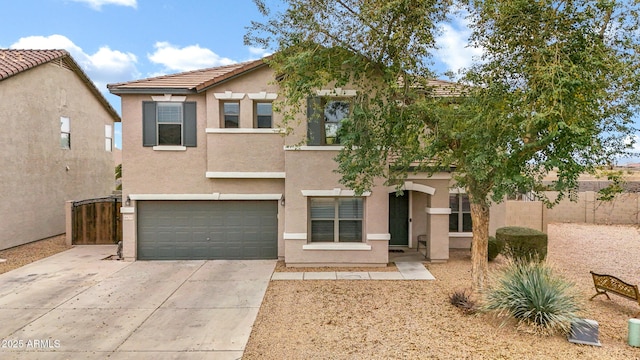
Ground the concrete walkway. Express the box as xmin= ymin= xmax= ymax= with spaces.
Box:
xmin=0 ymin=246 xmax=275 ymax=360
xmin=270 ymin=261 xmax=436 ymax=280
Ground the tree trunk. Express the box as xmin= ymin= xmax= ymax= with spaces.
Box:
xmin=469 ymin=200 xmax=490 ymax=293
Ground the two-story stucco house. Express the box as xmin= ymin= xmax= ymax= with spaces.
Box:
xmin=108 ymin=57 xmax=494 ymax=266
xmin=0 ymin=49 xmax=121 ymax=250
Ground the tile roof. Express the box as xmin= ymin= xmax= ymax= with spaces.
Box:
xmin=0 ymin=49 xmax=120 ymax=121
xmin=107 ymin=55 xmax=460 ymax=98
xmin=0 ymin=49 xmax=69 ymax=80
xmin=108 ymin=58 xmax=269 ymax=94
xmin=425 ymin=79 xmax=464 ymax=97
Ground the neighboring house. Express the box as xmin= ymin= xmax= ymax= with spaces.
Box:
xmin=0 ymin=49 xmax=120 ymax=250
xmin=108 ymin=58 xmax=508 ymax=265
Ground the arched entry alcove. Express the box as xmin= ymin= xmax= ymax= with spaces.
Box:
xmin=386 ymin=181 xmax=436 ymax=247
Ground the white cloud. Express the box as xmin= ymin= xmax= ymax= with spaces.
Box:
xmin=10 ymin=34 xmax=139 ymax=91
xmin=69 ymin=0 xmax=137 ymax=10
xmin=247 ymin=46 xmax=272 ymax=58
xmin=622 ymin=134 xmax=640 ymax=164
xmin=148 ymin=42 xmax=236 ymax=72
xmin=434 ymin=10 xmax=482 ymax=77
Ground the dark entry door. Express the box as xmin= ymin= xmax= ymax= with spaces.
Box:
xmin=389 ymin=192 xmax=409 ymax=246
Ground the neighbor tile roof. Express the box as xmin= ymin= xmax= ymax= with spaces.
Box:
xmin=108 ymin=58 xmax=269 ymax=94
xmin=0 ymin=49 xmax=120 ymax=121
xmin=0 ymin=49 xmax=68 ymax=80
xmin=425 ymin=79 xmax=463 ymax=97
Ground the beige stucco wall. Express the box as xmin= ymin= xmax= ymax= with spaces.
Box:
xmin=282 ymin=150 xmax=391 ymax=266
xmin=504 ymin=200 xmax=548 ymax=232
xmin=120 ymin=93 xmax=210 ymax=196
xmin=0 ymin=62 xmax=117 ymax=250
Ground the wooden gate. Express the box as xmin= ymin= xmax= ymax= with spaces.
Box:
xmin=72 ymin=196 xmax=122 ymax=245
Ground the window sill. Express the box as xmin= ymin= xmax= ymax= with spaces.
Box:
xmin=449 ymin=232 xmax=473 ymax=238
xmin=303 ymin=243 xmax=371 ymax=251
xmin=206 ymin=128 xmax=284 ymax=134
xmin=284 ymin=145 xmax=345 ymax=151
xmin=152 ymin=145 xmax=187 ymax=151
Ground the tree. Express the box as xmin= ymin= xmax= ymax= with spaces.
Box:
xmin=248 ymin=0 xmax=640 ymax=291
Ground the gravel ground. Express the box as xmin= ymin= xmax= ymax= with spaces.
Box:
xmin=0 ymin=234 xmax=71 ymax=275
xmin=244 ymin=223 xmax=640 ymax=359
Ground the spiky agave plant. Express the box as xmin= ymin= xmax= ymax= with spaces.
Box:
xmin=480 ymin=261 xmax=582 ymax=335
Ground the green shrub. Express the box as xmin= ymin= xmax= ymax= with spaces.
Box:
xmin=496 ymin=226 xmax=548 ymax=262
xmin=480 ymin=261 xmax=581 ymax=335
xmin=488 ymin=236 xmax=505 ymax=261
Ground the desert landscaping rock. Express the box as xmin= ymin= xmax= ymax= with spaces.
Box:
xmin=0 ymin=235 xmax=70 ymax=275
xmin=244 ymin=223 xmax=640 ymax=359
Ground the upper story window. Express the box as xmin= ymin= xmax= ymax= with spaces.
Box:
xmin=105 ymin=124 xmax=113 ymax=152
xmin=450 ymin=193 xmax=472 ymax=232
xmin=307 ymin=97 xmax=351 ymax=145
xmin=60 ymin=117 xmax=70 ymax=149
xmin=222 ymin=102 xmax=240 ymax=128
xmin=255 ymin=102 xmax=273 ymax=128
xmin=309 ymin=197 xmax=363 ymax=242
xmin=157 ymin=103 xmax=182 ymax=145
xmin=142 ymin=101 xmax=197 ymax=147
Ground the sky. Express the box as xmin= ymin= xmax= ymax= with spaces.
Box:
xmin=2 ymin=0 xmax=637 ymax=163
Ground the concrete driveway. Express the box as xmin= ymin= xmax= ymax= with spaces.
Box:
xmin=0 ymin=245 xmax=275 ymax=359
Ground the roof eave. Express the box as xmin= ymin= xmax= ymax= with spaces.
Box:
xmin=196 ymin=61 xmax=269 ymax=92
xmin=107 ymin=88 xmax=198 ymax=95
xmin=61 ymin=55 xmax=121 ymax=122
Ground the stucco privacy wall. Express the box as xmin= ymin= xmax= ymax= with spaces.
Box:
xmin=0 ymin=62 xmax=115 ymax=250
xmin=545 ymin=191 xmax=640 ymax=224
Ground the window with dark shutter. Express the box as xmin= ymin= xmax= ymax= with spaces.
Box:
xmin=142 ymin=101 xmax=197 ymax=147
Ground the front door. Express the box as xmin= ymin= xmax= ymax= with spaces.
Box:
xmin=389 ymin=192 xmax=409 ymax=246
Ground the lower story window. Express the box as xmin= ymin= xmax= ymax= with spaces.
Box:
xmin=310 ymin=197 xmax=363 ymax=242
xmin=449 ymin=193 xmax=472 ymax=232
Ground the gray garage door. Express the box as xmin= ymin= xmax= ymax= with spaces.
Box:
xmin=137 ymin=200 xmax=278 ymax=260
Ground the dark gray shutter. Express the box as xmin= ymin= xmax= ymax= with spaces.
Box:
xmin=307 ymin=96 xmax=322 ymax=145
xmin=142 ymin=101 xmax=157 ymax=147
xmin=183 ymin=102 xmax=197 ymax=147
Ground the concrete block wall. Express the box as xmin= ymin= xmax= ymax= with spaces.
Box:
xmin=545 ymin=191 xmax=639 ymax=225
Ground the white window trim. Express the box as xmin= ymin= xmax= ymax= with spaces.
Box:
xmin=315 ymin=88 xmax=357 ymax=97
xmin=449 ymin=192 xmax=472 ymax=233
xmin=248 ymin=92 xmax=278 ymax=100
xmin=387 ymin=181 xmax=436 ymax=195
xmin=105 ymin=124 xmax=113 ymax=152
xmin=214 ymin=91 xmax=245 ymax=100
xmin=206 ymin=128 xmax=284 ymax=134
xmin=221 ymin=100 xmax=241 ymax=128
xmin=302 ymin=243 xmax=371 ymax=251
xmin=425 ymin=207 xmax=452 ymax=215
xmin=60 ymin=116 xmax=70 ymax=149
xmin=302 ymin=189 xmax=371 ymax=197
xmin=285 ymin=145 xmax=345 ymax=151
xmin=151 ymin=94 xmax=186 ymax=102
xmin=156 ymin=102 xmax=184 ymax=146
xmin=254 ymin=101 xmax=274 ymax=129
xmin=206 ymin=172 xmax=286 ymax=179
xmin=367 ymin=233 xmax=391 ymax=241
xmin=449 ymin=232 xmax=473 ymax=238
xmin=283 ymin=233 xmax=307 ymax=240
xmin=152 ymin=145 xmax=187 ymax=151
xmin=309 ymin=197 xmax=364 ymax=243
xmin=128 ymin=193 xmax=282 ymax=201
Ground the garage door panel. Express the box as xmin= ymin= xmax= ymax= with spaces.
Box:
xmin=137 ymin=201 xmax=277 ymax=260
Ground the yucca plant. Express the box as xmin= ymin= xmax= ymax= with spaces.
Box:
xmin=480 ymin=260 xmax=582 ymax=335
